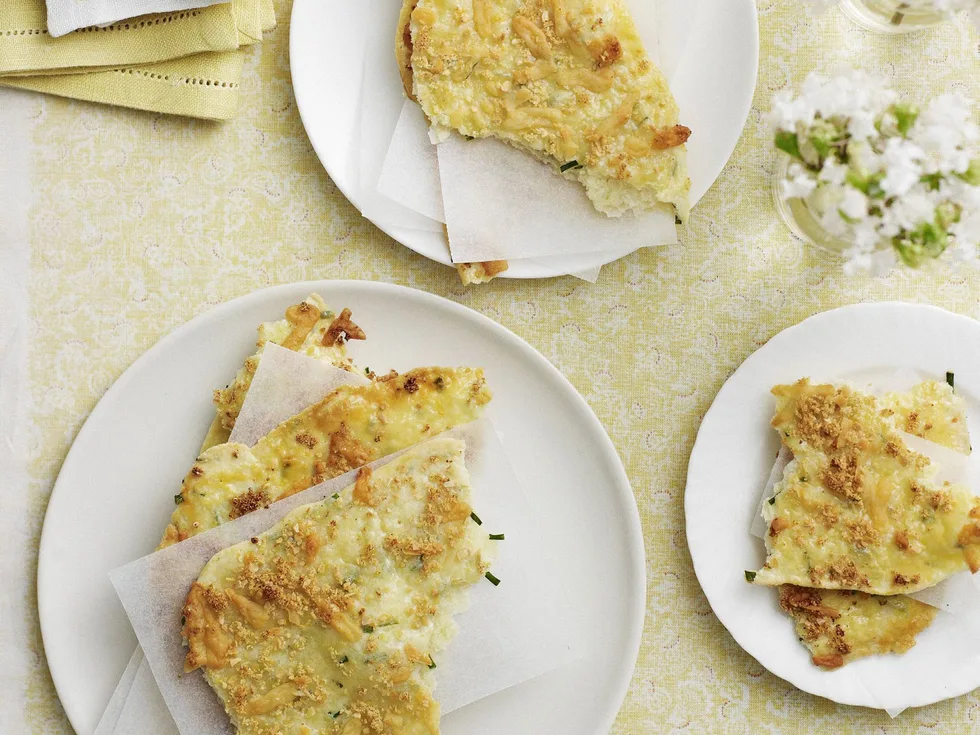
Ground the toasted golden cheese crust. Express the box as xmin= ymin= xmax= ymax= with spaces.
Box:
xmin=407 ymin=0 xmax=690 ymax=219
xmin=160 ymin=368 xmax=492 ymax=548
xmin=201 ymin=295 xmax=364 ymax=452
xmin=182 ymin=438 xmax=496 ymax=735
xmin=778 ymin=585 xmax=937 ymax=669
xmin=455 ymin=260 xmax=510 ymax=285
xmin=754 ymin=379 xmax=980 ymax=594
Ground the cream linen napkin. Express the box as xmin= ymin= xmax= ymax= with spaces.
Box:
xmin=44 ymin=0 xmax=228 ymax=39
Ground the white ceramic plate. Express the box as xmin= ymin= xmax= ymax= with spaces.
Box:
xmin=686 ymin=302 xmax=980 ymax=710
xmin=290 ymin=0 xmax=759 ymax=279
xmin=39 ymin=281 xmax=644 ymax=734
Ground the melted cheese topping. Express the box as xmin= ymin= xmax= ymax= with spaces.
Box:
xmin=405 ymin=0 xmax=691 ymax=219
xmin=754 ymin=379 xmax=980 ymax=594
xmin=201 ymin=294 xmax=363 ymax=452
xmin=881 ymin=380 xmax=971 ymax=455
xmin=161 ymin=368 xmax=492 ymax=548
xmin=182 ymin=438 xmax=495 ymax=735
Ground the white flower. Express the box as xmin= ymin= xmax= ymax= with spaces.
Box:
xmin=952 ymin=208 xmax=980 ymax=247
xmin=885 ymin=189 xmax=937 ymax=230
xmin=880 ymin=138 xmax=925 ymax=197
xmin=769 ymin=90 xmax=815 ymax=131
xmin=838 ymin=187 xmax=869 ymax=220
xmin=781 ymin=164 xmax=818 ymax=199
xmin=771 ymin=69 xmax=980 ymax=275
xmin=843 ymin=248 xmax=873 ymax=276
xmin=852 ymin=218 xmax=881 ymax=248
xmin=819 ymin=158 xmax=849 ymax=187
xmin=915 ymin=92 xmax=977 ymax=174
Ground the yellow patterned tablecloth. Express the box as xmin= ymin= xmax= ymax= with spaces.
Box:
xmin=6 ymin=1 xmax=980 ymax=732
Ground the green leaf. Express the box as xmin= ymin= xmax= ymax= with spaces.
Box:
xmin=892 ymin=102 xmax=919 ymax=137
xmin=774 ymin=131 xmax=802 ymax=160
xmin=956 ymin=159 xmax=980 ymax=186
xmin=920 ymin=172 xmax=944 ymax=191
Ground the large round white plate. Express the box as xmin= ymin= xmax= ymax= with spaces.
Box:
xmin=290 ymin=0 xmax=759 ymax=279
xmin=686 ymin=302 xmax=980 ymax=711
xmin=39 ymin=281 xmax=644 ymax=734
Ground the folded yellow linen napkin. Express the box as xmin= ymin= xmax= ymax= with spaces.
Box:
xmin=0 ymin=4 xmax=241 ymax=75
xmin=1 ymin=50 xmax=246 ymax=120
xmin=0 ymin=0 xmax=274 ymax=119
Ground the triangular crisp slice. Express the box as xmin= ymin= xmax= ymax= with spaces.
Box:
xmin=160 ymin=367 xmax=491 ymax=547
xmin=777 ymin=585 xmax=936 ymax=669
xmin=182 ymin=438 xmax=495 ymax=734
xmin=404 ymin=0 xmax=691 ymax=220
xmin=201 ymin=294 xmax=365 ymax=451
xmin=753 ymin=379 xmax=980 ymax=594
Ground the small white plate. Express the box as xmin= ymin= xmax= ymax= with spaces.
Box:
xmin=686 ymin=302 xmax=980 ymax=711
xmin=290 ymin=0 xmax=759 ymax=279
xmin=39 ymin=281 xmax=644 ymax=734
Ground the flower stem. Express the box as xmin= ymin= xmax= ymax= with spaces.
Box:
xmin=890 ymin=2 xmax=910 ymax=25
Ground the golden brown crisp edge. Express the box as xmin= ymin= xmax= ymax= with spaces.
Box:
xmin=395 ymin=0 xmax=419 ymax=100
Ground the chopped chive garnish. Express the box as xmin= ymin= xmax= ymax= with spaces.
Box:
xmin=338 ymin=655 xmax=349 ymax=664
xmin=767 ymin=497 xmax=775 ymax=505
xmin=470 ymin=511 xmax=483 ymax=525
xmin=365 ymin=366 xmax=371 ymax=375
xmin=464 ymin=135 xmax=475 ymax=140
xmin=181 ymin=615 xmax=186 ymax=626
xmin=428 ymin=658 xmax=437 ymax=670
xmin=330 ymin=711 xmax=341 ymax=718
xmin=489 ymin=533 xmax=505 ymax=540
xmin=332 ymin=493 xmax=340 ymax=500
xmin=560 ymin=160 xmax=582 ymax=172
xmin=361 ymin=624 xmax=375 ymax=634
xmin=174 ymin=493 xmax=184 ymax=505
xmin=947 ymin=371 xmax=955 ymax=389
xmin=485 ymin=571 xmax=501 ymax=586
xmin=744 ymin=570 xmax=757 ymax=583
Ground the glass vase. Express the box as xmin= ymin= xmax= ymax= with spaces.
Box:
xmin=771 ymin=156 xmax=852 ymax=255
xmin=838 ymin=0 xmax=945 ymax=33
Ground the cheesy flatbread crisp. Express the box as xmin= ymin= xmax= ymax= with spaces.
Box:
xmin=182 ymin=438 xmax=496 ymax=735
xmin=161 ymin=368 xmax=492 ymax=548
xmin=772 ymin=380 xmax=968 ymax=668
xmin=201 ymin=294 xmax=365 ymax=452
xmin=777 ymin=585 xmax=936 ymax=669
xmin=752 ymin=379 xmax=980 ymax=595
xmin=401 ymin=0 xmax=691 ymax=221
